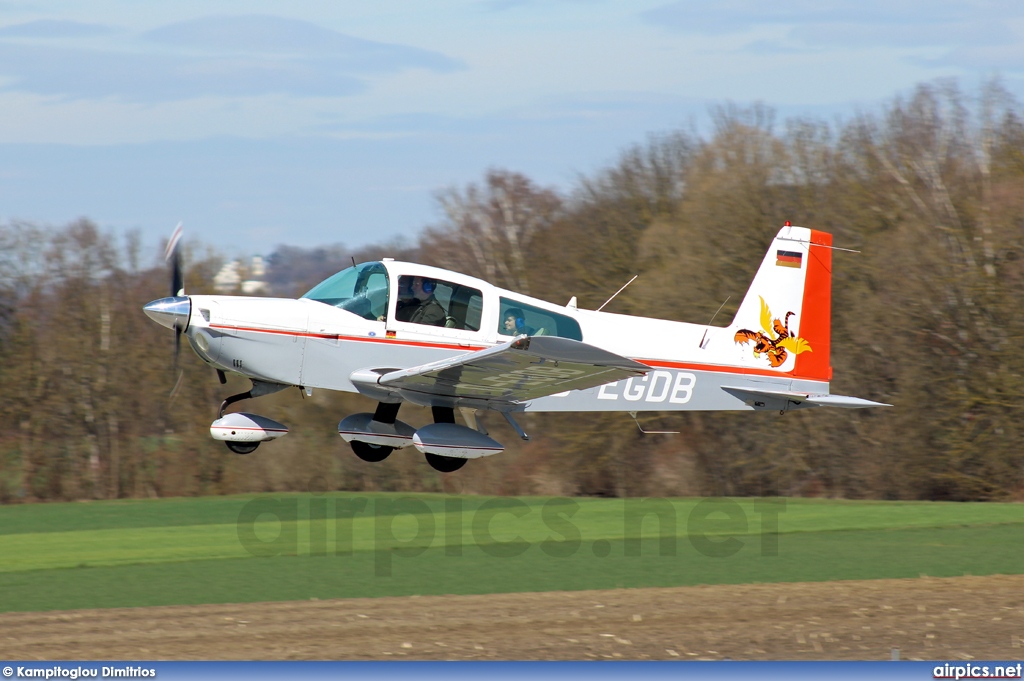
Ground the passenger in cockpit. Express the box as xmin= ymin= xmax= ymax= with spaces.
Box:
xmin=502 ymin=308 xmax=534 ymax=336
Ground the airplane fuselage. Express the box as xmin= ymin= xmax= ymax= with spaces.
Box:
xmin=181 ymin=258 xmax=829 ymax=415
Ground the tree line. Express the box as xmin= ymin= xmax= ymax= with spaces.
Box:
xmin=2 ymin=80 xmax=1022 ymax=502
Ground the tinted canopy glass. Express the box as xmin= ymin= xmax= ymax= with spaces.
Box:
xmin=302 ymin=262 xmax=389 ymax=321
xmin=498 ymin=297 xmax=582 ymax=341
xmin=394 ymin=275 xmax=484 ymax=330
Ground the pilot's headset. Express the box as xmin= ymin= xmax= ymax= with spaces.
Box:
xmin=506 ymin=309 xmax=526 ymax=332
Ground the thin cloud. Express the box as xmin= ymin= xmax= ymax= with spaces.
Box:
xmin=478 ymin=0 xmax=535 ymax=10
xmin=739 ymin=40 xmax=822 ymax=56
xmin=0 ymin=19 xmax=117 ymax=39
xmin=0 ymin=43 xmax=367 ymax=100
xmin=915 ymin=44 xmax=1024 ymax=73
xmin=143 ymin=15 xmax=462 ymax=72
xmin=641 ymin=0 xmax=1019 ymax=43
xmin=0 ymin=14 xmax=463 ymax=102
xmin=644 ymin=0 xmax=1024 ymax=74
xmin=787 ymin=20 xmax=1016 ymax=49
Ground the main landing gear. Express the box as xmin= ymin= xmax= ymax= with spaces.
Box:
xmin=349 ymin=402 xmax=399 ymax=462
xmin=342 ymin=403 xmax=471 ymax=472
xmin=423 ymin=407 xmax=467 ymax=473
xmin=424 ymin=453 xmax=466 ymax=473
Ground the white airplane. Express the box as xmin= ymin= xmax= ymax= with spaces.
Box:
xmin=144 ymin=223 xmax=888 ymax=472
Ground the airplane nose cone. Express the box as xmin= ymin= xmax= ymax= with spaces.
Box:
xmin=143 ymin=296 xmax=191 ymax=331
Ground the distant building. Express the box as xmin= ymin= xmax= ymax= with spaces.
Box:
xmin=213 ymin=256 xmax=268 ymax=295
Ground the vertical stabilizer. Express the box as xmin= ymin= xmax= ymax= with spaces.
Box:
xmin=727 ymin=226 xmax=832 ymax=381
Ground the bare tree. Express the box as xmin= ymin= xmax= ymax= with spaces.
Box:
xmin=422 ymin=169 xmax=562 ymax=295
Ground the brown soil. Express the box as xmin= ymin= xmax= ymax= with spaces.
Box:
xmin=2 ymin=575 xmax=1023 ymax=661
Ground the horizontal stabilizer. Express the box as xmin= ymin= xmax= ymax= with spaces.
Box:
xmin=377 ymin=335 xmax=649 ymax=405
xmin=722 ymin=385 xmax=890 ymax=410
xmin=806 ymin=394 xmax=892 ymax=408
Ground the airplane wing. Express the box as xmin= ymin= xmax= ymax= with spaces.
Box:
xmin=376 ymin=335 xmax=649 ymax=405
xmin=721 ymin=386 xmax=891 ymax=409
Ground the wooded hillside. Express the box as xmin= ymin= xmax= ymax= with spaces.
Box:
xmin=3 ymin=81 xmax=1022 ymax=502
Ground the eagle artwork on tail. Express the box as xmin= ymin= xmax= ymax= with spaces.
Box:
xmin=734 ymin=296 xmax=813 ymax=368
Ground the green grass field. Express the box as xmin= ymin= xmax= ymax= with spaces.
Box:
xmin=1 ymin=493 xmax=1022 ymax=613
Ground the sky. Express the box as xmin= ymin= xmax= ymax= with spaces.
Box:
xmin=0 ymin=1 xmax=1021 ymax=258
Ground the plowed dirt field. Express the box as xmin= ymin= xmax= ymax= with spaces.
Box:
xmin=3 ymin=575 xmax=1023 ymax=660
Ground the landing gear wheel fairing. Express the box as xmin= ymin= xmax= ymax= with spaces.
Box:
xmin=351 ymin=440 xmax=395 ymax=462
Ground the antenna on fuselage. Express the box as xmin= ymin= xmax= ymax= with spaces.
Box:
xmin=775 ymin=236 xmax=861 ymax=253
xmin=698 ymin=296 xmax=731 ymax=349
xmin=597 ymin=275 xmax=638 ymax=312
xmin=628 ymin=411 xmax=679 ymax=435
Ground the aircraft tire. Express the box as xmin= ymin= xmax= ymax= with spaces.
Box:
xmin=351 ymin=440 xmax=394 ymax=462
xmin=225 ymin=441 xmax=260 ymax=455
xmin=424 ymin=453 xmax=467 ymax=473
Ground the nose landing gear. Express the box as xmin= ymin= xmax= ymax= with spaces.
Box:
xmin=225 ymin=441 xmax=260 ymax=455
xmin=210 ymin=380 xmax=290 ymax=454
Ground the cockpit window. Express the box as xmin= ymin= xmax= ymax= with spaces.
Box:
xmin=301 ymin=262 xmax=389 ymax=321
xmin=498 ymin=297 xmax=583 ymax=341
xmin=394 ymin=275 xmax=483 ymax=330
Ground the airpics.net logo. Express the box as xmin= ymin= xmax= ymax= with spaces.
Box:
xmin=934 ymin=663 xmax=1023 ymax=679
xmin=234 ymin=494 xmax=786 ymax=576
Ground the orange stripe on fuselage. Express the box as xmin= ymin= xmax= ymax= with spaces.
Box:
xmin=641 ymin=358 xmax=807 ymax=380
xmin=210 ymin=324 xmax=488 ymax=352
xmin=212 ymin=324 xmax=817 ymax=382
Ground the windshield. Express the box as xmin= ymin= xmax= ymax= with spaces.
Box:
xmin=301 ymin=262 xmax=389 ymax=321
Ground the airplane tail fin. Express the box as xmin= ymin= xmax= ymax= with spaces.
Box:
xmin=727 ymin=225 xmax=832 ymax=382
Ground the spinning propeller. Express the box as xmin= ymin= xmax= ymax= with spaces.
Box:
xmin=166 ymin=222 xmax=184 ymax=364
xmin=142 ymin=223 xmax=191 ymax=395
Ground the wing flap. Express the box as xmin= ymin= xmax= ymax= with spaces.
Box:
xmin=378 ymin=335 xmax=649 ymax=404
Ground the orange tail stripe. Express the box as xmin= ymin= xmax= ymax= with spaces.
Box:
xmin=793 ymin=229 xmax=832 ymax=381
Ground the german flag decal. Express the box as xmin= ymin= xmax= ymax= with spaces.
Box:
xmin=776 ymin=250 xmax=802 ymax=268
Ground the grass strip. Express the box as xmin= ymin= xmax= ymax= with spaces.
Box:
xmin=3 ymin=495 xmax=1023 ymax=572
xmin=1 ymin=524 xmax=1021 ymax=613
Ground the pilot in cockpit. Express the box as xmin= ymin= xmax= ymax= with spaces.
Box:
xmin=395 ymin=276 xmax=447 ymax=326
